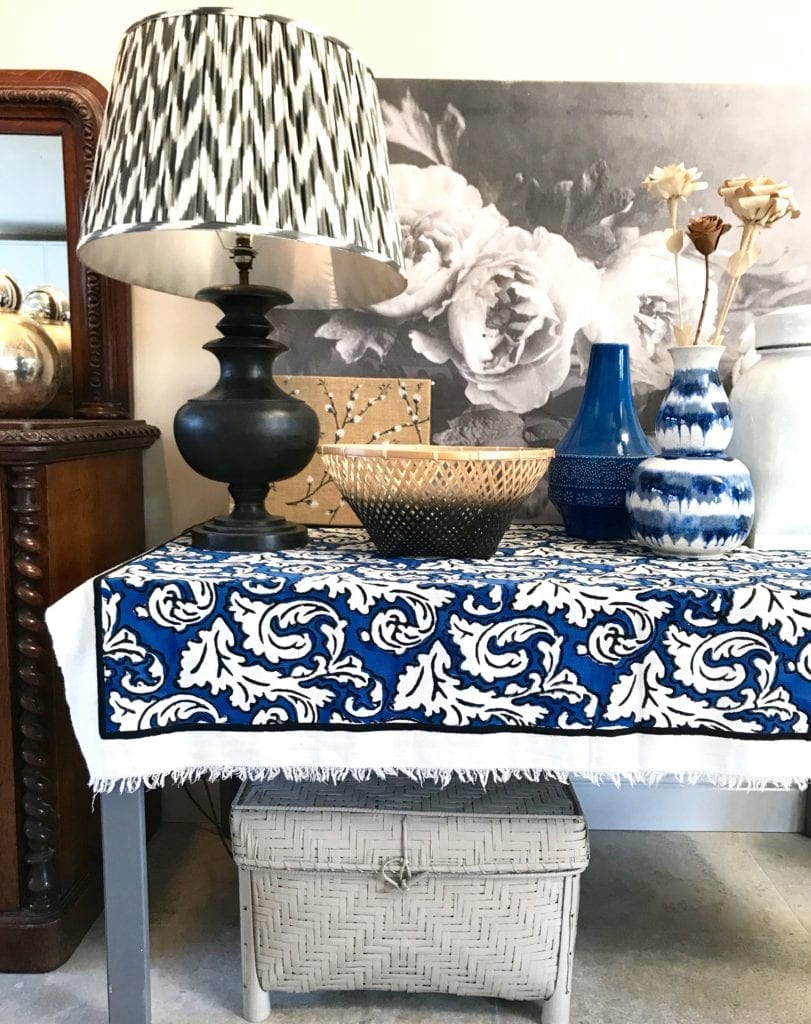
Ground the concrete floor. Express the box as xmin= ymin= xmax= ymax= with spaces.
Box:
xmin=2 ymin=825 xmax=809 ymax=1024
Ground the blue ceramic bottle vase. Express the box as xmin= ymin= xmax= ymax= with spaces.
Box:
xmin=548 ymin=342 xmax=654 ymax=540
xmin=626 ymin=345 xmax=754 ymax=556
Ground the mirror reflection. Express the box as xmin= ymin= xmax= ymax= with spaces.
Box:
xmin=0 ymin=133 xmax=72 ymax=417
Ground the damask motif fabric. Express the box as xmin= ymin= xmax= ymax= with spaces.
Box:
xmin=95 ymin=526 xmax=811 ymax=737
xmin=47 ymin=526 xmax=811 ymax=791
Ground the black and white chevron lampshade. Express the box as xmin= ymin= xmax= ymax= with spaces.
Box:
xmin=78 ymin=8 xmax=405 ymax=307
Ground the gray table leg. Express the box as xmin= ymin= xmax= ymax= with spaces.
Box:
xmin=101 ymin=786 xmax=151 ymax=1024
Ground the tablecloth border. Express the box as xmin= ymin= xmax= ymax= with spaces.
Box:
xmin=94 ymin=717 xmax=811 ymax=742
xmin=92 ymin=557 xmax=811 ymax=743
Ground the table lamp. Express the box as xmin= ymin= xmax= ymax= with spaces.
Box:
xmin=78 ymin=9 xmax=405 ymax=552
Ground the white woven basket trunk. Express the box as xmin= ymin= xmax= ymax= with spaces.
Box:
xmin=231 ymin=777 xmax=589 ymax=1024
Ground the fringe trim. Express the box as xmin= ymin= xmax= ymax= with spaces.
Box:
xmin=89 ymin=764 xmax=810 ymax=795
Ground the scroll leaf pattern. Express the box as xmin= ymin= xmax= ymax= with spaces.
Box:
xmin=98 ymin=527 xmax=811 ymax=738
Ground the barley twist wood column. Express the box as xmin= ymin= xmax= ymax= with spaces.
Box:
xmin=8 ymin=463 xmax=57 ymax=910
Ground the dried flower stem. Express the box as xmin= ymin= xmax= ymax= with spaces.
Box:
xmin=710 ymin=277 xmax=741 ymax=346
xmin=674 ymin=254 xmax=684 ymax=327
xmin=668 ymin=197 xmax=684 ymax=326
xmin=693 ymin=254 xmax=711 ymax=346
xmin=710 ymin=222 xmax=759 ymax=345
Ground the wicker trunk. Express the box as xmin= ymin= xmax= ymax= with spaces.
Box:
xmin=231 ymin=777 xmax=589 ymax=1024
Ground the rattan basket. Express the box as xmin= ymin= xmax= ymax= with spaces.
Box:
xmin=232 ymin=776 xmax=589 ymax=1023
xmin=319 ymin=443 xmax=554 ymax=558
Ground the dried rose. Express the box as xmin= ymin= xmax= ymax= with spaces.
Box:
xmin=718 ymin=175 xmax=800 ymax=227
xmin=687 ymin=215 xmax=732 ymax=256
xmin=641 ymin=163 xmax=709 ymax=202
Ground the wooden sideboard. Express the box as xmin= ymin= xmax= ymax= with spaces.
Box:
xmin=0 ymin=420 xmax=158 ymax=971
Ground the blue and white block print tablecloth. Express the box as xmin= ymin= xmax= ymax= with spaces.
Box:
xmin=47 ymin=527 xmax=810 ymax=792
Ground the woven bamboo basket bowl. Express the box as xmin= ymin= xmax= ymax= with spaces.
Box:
xmin=319 ymin=443 xmax=554 ymax=559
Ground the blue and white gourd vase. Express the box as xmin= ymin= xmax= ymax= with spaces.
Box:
xmin=626 ymin=345 xmax=754 ymax=556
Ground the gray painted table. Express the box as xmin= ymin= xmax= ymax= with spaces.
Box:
xmin=44 ymin=527 xmax=811 ymax=1023
xmin=101 ymin=788 xmax=151 ymax=1024
xmin=97 ymin=785 xmax=811 ymax=1024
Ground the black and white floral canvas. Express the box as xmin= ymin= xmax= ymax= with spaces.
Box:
xmin=276 ymin=81 xmax=811 ymax=520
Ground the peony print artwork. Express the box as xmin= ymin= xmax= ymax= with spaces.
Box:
xmin=275 ymin=81 xmax=811 ymax=522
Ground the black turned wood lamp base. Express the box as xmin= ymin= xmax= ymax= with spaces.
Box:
xmin=191 ymin=511 xmax=308 ymax=552
xmin=173 ymin=282 xmax=320 ymax=553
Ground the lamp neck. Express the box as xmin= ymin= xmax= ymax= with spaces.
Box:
xmin=229 ymin=234 xmax=258 ymax=286
xmin=192 ymin=285 xmax=294 ymax=402
xmin=195 ymin=284 xmax=293 ymax=345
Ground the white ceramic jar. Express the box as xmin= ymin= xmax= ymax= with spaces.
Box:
xmin=729 ymin=305 xmax=811 ymax=549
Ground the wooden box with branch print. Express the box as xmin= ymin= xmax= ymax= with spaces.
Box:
xmin=266 ymin=376 xmax=432 ymax=526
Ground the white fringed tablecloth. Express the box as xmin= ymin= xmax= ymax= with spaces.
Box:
xmin=46 ymin=526 xmax=811 ymax=792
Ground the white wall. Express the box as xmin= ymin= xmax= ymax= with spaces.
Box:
xmin=576 ymin=780 xmax=805 ymax=832
xmin=2 ymin=0 xmax=808 ymax=828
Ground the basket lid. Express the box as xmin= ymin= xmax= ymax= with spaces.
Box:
xmin=236 ymin=776 xmax=581 ymax=817
xmin=231 ymin=777 xmax=589 ymax=874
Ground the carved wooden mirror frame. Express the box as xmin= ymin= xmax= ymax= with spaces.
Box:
xmin=0 ymin=69 xmax=132 ymax=419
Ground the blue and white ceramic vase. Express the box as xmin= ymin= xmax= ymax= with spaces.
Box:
xmin=548 ymin=342 xmax=655 ymax=540
xmin=626 ymin=345 xmax=754 ymax=556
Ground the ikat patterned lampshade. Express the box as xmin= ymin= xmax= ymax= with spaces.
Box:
xmin=78 ymin=9 xmax=405 ymax=307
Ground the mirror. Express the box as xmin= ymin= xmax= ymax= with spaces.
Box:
xmin=0 ymin=134 xmax=70 ymax=415
xmin=0 ymin=134 xmax=68 ymax=293
xmin=0 ymin=70 xmax=133 ymax=419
